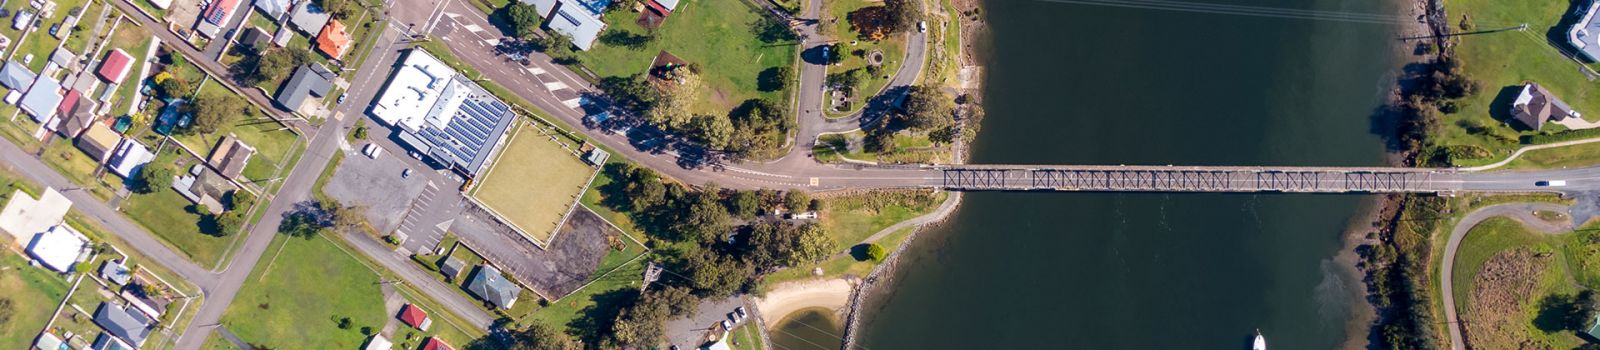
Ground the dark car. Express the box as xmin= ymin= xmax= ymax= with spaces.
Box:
xmin=47 ymin=23 xmax=59 ymax=36
xmin=226 ymin=28 xmax=237 ymax=39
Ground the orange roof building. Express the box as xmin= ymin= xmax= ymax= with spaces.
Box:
xmin=315 ymin=20 xmax=351 ymax=59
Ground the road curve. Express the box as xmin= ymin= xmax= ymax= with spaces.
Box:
xmin=1439 ymin=202 xmax=1574 ymax=350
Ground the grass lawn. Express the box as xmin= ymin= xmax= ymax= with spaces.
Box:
xmin=467 ymin=121 xmax=595 ymax=243
xmin=201 ymin=336 xmax=243 ymax=350
xmin=572 ymin=0 xmax=796 ymax=115
xmin=172 ymin=82 xmax=302 ymax=184
xmin=1440 ymin=0 xmax=1600 ymax=165
xmin=221 ymin=234 xmax=387 ymax=350
xmin=729 ymin=321 xmax=764 ymax=350
xmin=1502 ymin=141 xmax=1600 ymax=169
xmin=16 ymin=0 xmax=90 ymax=71
xmin=0 ymin=251 xmax=70 ymax=350
xmin=1451 ymin=216 xmax=1589 ymax=348
xmin=817 ymin=190 xmax=943 ymax=251
xmin=120 ymin=147 xmax=235 ymax=265
xmin=530 ymin=258 xmax=644 ymax=331
xmin=39 ymin=136 xmax=119 ymax=200
xmin=1561 ymin=226 xmax=1600 ymax=289
xmin=130 ymin=0 xmax=167 ymax=20
xmin=108 ymin=35 xmax=154 ymax=116
xmin=821 ymin=0 xmax=905 ymax=117
xmin=62 ymin=0 xmax=107 ymax=53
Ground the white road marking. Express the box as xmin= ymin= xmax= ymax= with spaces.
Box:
xmin=483 ymin=38 xmax=500 ymax=46
xmin=527 ymin=67 xmax=546 ymax=74
xmin=724 ymin=166 xmax=793 ymax=178
xmin=562 ymin=98 xmax=582 ymax=108
xmin=544 ymin=82 xmax=567 ymax=91
xmin=462 ymin=24 xmax=484 ymax=33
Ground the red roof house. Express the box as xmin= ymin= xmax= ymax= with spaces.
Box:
xmin=315 ymin=20 xmax=351 ymax=59
xmin=421 ymin=337 xmax=454 ymax=350
xmin=97 ymin=49 xmax=133 ymax=84
xmin=397 ymin=304 xmax=432 ymax=331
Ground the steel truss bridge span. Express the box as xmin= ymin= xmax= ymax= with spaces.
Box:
xmin=936 ymin=165 xmax=1464 ymax=193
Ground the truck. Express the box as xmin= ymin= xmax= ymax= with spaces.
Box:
xmin=1537 ymin=180 xmax=1567 ymax=187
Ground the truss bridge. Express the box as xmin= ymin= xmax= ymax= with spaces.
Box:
xmin=936 ymin=165 xmax=1463 ymax=193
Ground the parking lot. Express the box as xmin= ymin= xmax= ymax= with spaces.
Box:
xmin=664 ymin=296 xmax=754 ymax=349
xmin=450 ymin=202 xmax=615 ymax=298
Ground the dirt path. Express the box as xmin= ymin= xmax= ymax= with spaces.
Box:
xmin=1440 ymin=202 xmax=1575 ymax=350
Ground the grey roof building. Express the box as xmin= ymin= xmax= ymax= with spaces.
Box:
xmin=239 ymin=26 xmax=270 ymax=49
xmin=1572 ymin=1 xmax=1600 ymax=62
xmin=440 ymin=256 xmax=465 ymax=280
xmin=19 ymin=77 xmax=62 ymax=122
xmin=274 ymin=64 xmax=333 ymax=111
xmin=49 ymin=47 xmax=77 ymax=69
xmin=92 ymin=302 xmax=152 ymax=346
xmin=289 ymin=2 xmax=329 ymax=34
xmin=100 ymin=259 xmax=132 ymax=285
xmin=0 ymin=61 xmax=35 ymax=92
xmin=465 ymin=265 xmax=520 ymax=309
xmin=1509 ymin=82 xmax=1578 ymax=131
xmin=92 ymin=333 xmax=134 ymax=350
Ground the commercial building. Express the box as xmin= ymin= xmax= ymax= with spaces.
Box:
xmin=370 ymin=49 xmax=516 ymax=176
xmin=26 ymin=225 xmax=88 ymax=272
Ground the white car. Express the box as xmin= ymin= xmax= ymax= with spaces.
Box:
xmin=720 ymin=320 xmax=732 ymax=330
xmin=362 ymin=144 xmax=383 ymax=159
xmin=917 ymin=21 xmax=927 ymax=33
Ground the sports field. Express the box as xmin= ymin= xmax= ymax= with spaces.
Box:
xmin=468 ymin=121 xmax=597 ymax=244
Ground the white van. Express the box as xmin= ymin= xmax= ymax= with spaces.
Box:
xmin=363 ymin=144 xmax=383 ymax=159
xmin=1537 ymin=180 xmax=1567 ymax=187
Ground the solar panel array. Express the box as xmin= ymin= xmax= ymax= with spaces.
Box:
xmin=417 ymin=95 xmax=514 ymax=174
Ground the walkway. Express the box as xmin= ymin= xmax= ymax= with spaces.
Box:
xmin=1439 ymin=202 xmax=1574 ymax=350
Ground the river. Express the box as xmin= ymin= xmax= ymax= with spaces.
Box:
xmin=797 ymin=0 xmax=1407 ymax=348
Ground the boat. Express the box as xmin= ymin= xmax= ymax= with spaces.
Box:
xmin=1253 ymin=329 xmax=1267 ymax=350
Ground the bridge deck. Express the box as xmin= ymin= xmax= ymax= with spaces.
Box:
xmin=938 ymin=166 xmax=1463 ymax=193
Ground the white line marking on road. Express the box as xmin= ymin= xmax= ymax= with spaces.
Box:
xmin=462 ymin=24 xmax=483 ymax=33
xmin=724 ymin=166 xmax=794 ymax=178
xmin=562 ymin=98 xmax=582 ymax=108
xmin=527 ymin=67 xmax=546 ymax=74
xmin=544 ymin=82 xmax=567 ymax=91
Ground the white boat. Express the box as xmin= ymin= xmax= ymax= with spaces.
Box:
xmin=1253 ymin=329 xmax=1267 ymax=350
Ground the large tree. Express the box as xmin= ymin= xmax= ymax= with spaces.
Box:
xmin=883 ymin=0 xmax=923 ymax=34
xmin=506 ymin=2 xmax=543 ymax=38
xmin=314 ymin=0 xmax=359 ymax=19
xmin=187 ymin=92 xmax=247 ymax=134
xmin=646 ymin=68 xmax=702 ymax=130
xmin=132 ymin=166 xmax=175 ymax=194
xmin=507 ymin=323 xmax=579 ymax=350
xmin=744 ymin=222 xmax=835 ymax=270
xmin=672 ymin=190 xmax=731 ymax=244
xmin=689 ymin=114 xmax=734 ymax=150
xmin=896 ymin=85 xmax=954 ymax=131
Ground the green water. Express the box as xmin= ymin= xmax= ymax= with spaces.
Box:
xmin=771 ymin=307 xmax=845 ymax=349
xmin=855 ymin=0 xmax=1403 ymax=348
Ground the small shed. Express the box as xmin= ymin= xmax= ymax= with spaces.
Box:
xmin=363 ymin=335 xmax=392 ymax=350
xmin=100 ymin=259 xmax=132 ymax=285
xmin=439 ymin=256 xmax=465 ymax=280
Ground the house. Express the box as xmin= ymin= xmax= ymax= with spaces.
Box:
xmin=397 ymin=304 xmax=433 ymax=331
xmin=315 ymin=20 xmax=351 ymax=59
xmin=76 ymin=122 xmax=123 ymax=163
xmin=0 ymin=187 xmax=71 ymax=241
xmin=91 ymin=333 xmax=134 ymax=350
xmin=1572 ymin=0 xmax=1600 ymax=62
xmin=440 ymin=256 xmax=465 ymax=279
xmin=253 ymin=0 xmax=292 ymax=19
xmin=92 ymin=302 xmax=153 ymax=346
xmin=274 ymin=63 xmax=333 ymax=111
xmin=11 ymin=10 xmax=32 ymax=31
xmin=239 ymin=26 xmax=270 ymax=48
xmin=173 ymin=166 xmax=236 ymax=213
xmin=96 ymin=49 xmax=133 ymax=84
xmin=363 ymin=335 xmax=393 ymax=350
xmin=272 ymin=25 xmax=293 ymax=47
xmin=208 ymin=134 xmax=257 ymax=180
xmin=0 ymin=60 xmax=36 ymax=92
xmin=34 ymin=333 xmax=63 ymax=350
xmin=289 ymin=2 xmax=329 ymax=34
xmin=583 ymin=147 xmax=608 ymax=165
xmin=106 ymin=140 xmax=155 ymax=178
xmin=1508 ymin=83 xmax=1580 ymax=131
xmin=19 ymin=76 xmax=62 ymax=122
xmin=518 ymin=0 xmax=558 ymax=17
xmin=26 ymin=224 xmax=88 ymax=272
xmin=49 ymin=47 xmax=77 ymax=69
xmin=546 ymin=1 xmax=606 ymax=51
xmin=54 ymin=89 xmax=96 ymax=137
xmin=100 ymin=259 xmax=132 ymax=285
xmin=197 ymin=0 xmax=242 ymax=38
xmin=421 ymin=337 xmax=455 ymax=350
xmin=465 ymin=265 xmax=520 ymax=309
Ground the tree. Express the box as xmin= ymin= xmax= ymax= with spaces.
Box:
xmin=681 ymin=248 xmax=752 ymax=297
xmin=132 ymin=166 xmax=175 ymax=194
xmin=883 ymin=0 xmax=923 ymax=34
xmin=596 ymin=75 xmax=659 ymax=114
xmin=607 ymin=293 xmax=669 ymax=348
xmin=187 ymin=92 xmax=248 ymax=134
xmin=507 ymin=323 xmax=578 ymax=350
xmin=758 ymin=66 xmax=793 ymax=92
xmin=826 ymin=68 xmax=864 ymax=92
xmin=689 ymin=114 xmax=734 ymax=150
xmin=783 ymin=190 xmax=810 ymax=212
xmin=753 ymin=16 xmax=795 ymax=43
xmin=534 ymin=32 xmax=577 ymax=63
xmin=645 ymin=286 xmax=699 ymax=317
xmin=896 ymin=85 xmax=954 ymax=131
xmin=314 ymin=0 xmax=358 ymax=19
xmin=673 ymin=190 xmax=731 ymax=244
xmin=226 ymin=190 xmax=257 ymax=212
xmin=646 ymin=68 xmax=702 ymax=130
xmin=0 ymin=298 xmax=12 ymax=326
xmin=213 ymin=211 xmax=244 ymax=236
xmin=506 ymin=2 xmax=543 ymax=38
xmin=790 ymin=223 xmax=834 ymax=264
xmin=744 ymin=222 xmax=834 ymax=269
xmin=157 ymin=76 xmax=192 ymax=99
xmin=824 ymin=43 xmax=845 ymax=65
xmin=1564 ymin=290 xmax=1600 ymax=331
xmin=726 ymin=190 xmax=760 ymax=219
xmin=863 ymin=243 xmax=887 ymax=262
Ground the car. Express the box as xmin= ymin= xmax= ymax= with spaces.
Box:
xmin=728 ymin=312 xmax=739 ymax=323
xmin=720 ymin=320 xmax=731 ymax=329
xmin=1537 ymin=180 xmax=1567 ymax=187
xmin=337 ymin=93 xmax=347 ymax=104
xmin=362 ymin=144 xmax=383 ymax=159
xmin=402 ymin=169 xmax=413 ymax=178
xmin=735 ymin=306 xmax=747 ymax=318
xmin=47 ymin=23 xmax=58 ymax=36
xmin=225 ymin=28 xmax=237 ymax=39
xmin=917 ymin=21 xmax=927 ymax=33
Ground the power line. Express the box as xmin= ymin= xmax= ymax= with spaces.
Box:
xmin=1035 ymin=0 xmax=1406 ymax=24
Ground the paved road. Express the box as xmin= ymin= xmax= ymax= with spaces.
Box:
xmin=0 ymin=137 xmax=217 ymax=287
xmin=169 ymin=23 xmax=413 ymax=350
xmin=1439 ymin=202 xmax=1575 ymax=350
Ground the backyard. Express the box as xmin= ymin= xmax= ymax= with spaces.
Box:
xmin=171 ymin=82 xmax=303 ymax=184
xmin=468 ymin=121 xmax=595 ymax=244
xmin=119 ymin=147 xmax=235 ymax=266
xmin=1439 ymin=0 xmax=1600 ymax=165
xmin=221 ymin=234 xmax=387 ymax=350
xmin=0 ymin=251 xmax=70 ymax=350
xmin=572 ymin=0 xmax=797 ymax=115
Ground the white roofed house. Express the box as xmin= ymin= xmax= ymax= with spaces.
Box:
xmin=546 ymin=0 xmax=607 ymax=51
xmin=26 ymin=224 xmax=90 ymax=272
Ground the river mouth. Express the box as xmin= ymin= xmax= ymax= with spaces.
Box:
xmin=771 ymin=307 xmax=845 ymax=350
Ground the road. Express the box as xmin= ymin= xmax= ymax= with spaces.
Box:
xmin=1438 ymin=202 xmax=1575 ymax=350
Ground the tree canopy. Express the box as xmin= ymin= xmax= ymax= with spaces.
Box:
xmin=884 ymin=0 xmax=923 ymax=34
xmin=895 ymin=85 xmax=954 ymax=131
xmin=186 ymin=92 xmax=248 ymax=134
xmin=506 ymin=2 xmax=543 ymax=38
xmin=646 ymin=68 xmax=703 ymax=130
xmin=132 ymin=166 xmax=175 ymax=194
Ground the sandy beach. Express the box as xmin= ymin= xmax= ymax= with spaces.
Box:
xmin=755 ymin=278 xmax=857 ymax=328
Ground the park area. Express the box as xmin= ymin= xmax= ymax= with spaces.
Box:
xmin=221 ymin=235 xmax=387 ymax=350
xmin=1436 ymin=0 xmax=1600 ymax=166
xmin=821 ymin=0 xmax=907 ymax=117
xmin=572 ymin=0 xmax=795 ymax=115
xmin=468 ymin=121 xmax=596 ymax=244
xmin=1450 ymin=215 xmax=1600 ymax=349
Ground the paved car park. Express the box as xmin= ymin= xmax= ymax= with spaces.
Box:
xmin=664 ymin=296 xmax=754 ymax=349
